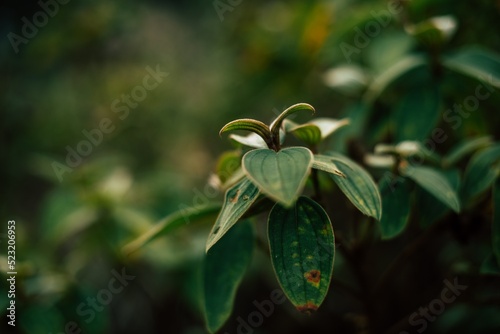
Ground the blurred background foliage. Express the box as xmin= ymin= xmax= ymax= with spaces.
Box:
xmin=1 ymin=0 xmax=500 ymax=333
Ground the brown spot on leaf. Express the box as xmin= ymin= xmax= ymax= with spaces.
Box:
xmin=296 ymin=301 xmax=319 ymax=314
xmin=304 ymin=269 xmax=321 ymax=287
xmin=229 ymin=190 xmax=241 ymax=203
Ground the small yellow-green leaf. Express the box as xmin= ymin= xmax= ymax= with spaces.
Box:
xmin=206 ymin=177 xmax=260 ymax=252
xmin=268 ymin=197 xmax=334 ymax=313
xmin=204 ymin=220 xmax=254 ymax=333
xmin=289 ymin=123 xmax=322 ymax=146
xmin=242 ymin=147 xmax=313 ymax=207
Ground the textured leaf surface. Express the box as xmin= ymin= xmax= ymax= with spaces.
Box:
xmin=403 ymin=165 xmax=460 ymax=213
xmin=206 ymin=177 xmax=260 ymax=252
xmin=460 ymin=144 xmax=500 ymax=202
xmin=268 ymin=197 xmax=334 ymax=313
xmin=378 ymin=174 xmax=411 ymax=239
xmin=327 ymin=152 xmax=382 ymax=220
xmin=220 ymin=118 xmax=272 ymax=147
xmin=122 ymin=204 xmax=221 ymax=256
xmin=243 ymin=147 xmax=313 ymax=207
xmin=204 ymin=221 xmax=254 ymax=333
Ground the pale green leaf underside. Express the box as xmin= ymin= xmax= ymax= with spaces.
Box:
xmin=310 ymin=118 xmax=350 ymax=139
xmin=268 ymin=196 xmax=334 ymax=313
xmin=243 ymin=147 xmax=313 ymax=207
xmin=204 ymin=221 xmax=254 ymax=333
xmin=312 ymin=155 xmax=345 ymax=177
xmin=206 ymin=177 xmax=260 ymax=252
xmin=403 ymin=165 xmax=460 ymax=213
xmin=326 ymin=152 xmax=382 ymax=220
xmin=229 ymin=133 xmax=267 ymax=149
xmin=220 ymin=118 xmax=272 ymax=146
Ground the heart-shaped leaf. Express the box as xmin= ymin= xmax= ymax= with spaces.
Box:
xmin=378 ymin=174 xmax=411 ymax=239
xmin=242 ymin=147 xmax=313 ymax=207
xmin=403 ymin=165 xmax=460 ymax=213
xmin=268 ymin=196 xmax=335 ymax=313
xmin=327 ymin=152 xmax=382 ymax=220
xmin=270 ymin=103 xmax=315 ymax=141
xmin=204 ymin=220 xmax=254 ymax=333
xmin=220 ymin=118 xmax=272 ymax=148
xmin=206 ymin=177 xmax=260 ymax=252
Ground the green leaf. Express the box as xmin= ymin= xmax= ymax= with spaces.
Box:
xmin=122 ymin=204 xmax=221 ymax=256
xmin=270 ymin=103 xmax=315 ymax=142
xmin=364 ymin=54 xmax=428 ymax=103
xmin=242 ymin=147 xmax=313 ymax=207
xmin=378 ymin=174 xmax=411 ymax=239
xmin=480 ymin=254 xmax=500 ymax=276
xmin=393 ymin=85 xmax=441 ymax=142
xmin=204 ymin=220 xmax=254 ymax=333
xmin=443 ymin=48 xmax=500 ymax=89
xmin=312 ymin=155 xmax=345 ymax=177
xmin=416 ymin=169 xmax=460 ymax=228
xmin=310 ymin=118 xmax=350 ymax=139
xmin=268 ymin=197 xmax=334 ymax=313
xmin=215 ymin=150 xmax=242 ymax=184
xmin=326 ymin=152 xmax=382 ymax=220
xmin=289 ymin=123 xmax=322 ymax=146
xmin=220 ymin=118 xmax=272 ymax=147
xmin=206 ymin=177 xmax=260 ymax=252
xmin=493 ymin=178 xmax=500 ymax=266
xmin=403 ymin=165 xmax=460 ymax=213
xmin=443 ymin=136 xmax=493 ymax=167
xmin=229 ymin=133 xmax=267 ymax=149
xmin=460 ymin=144 xmax=500 ymax=202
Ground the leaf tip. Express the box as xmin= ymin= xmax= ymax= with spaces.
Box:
xmin=296 ymin=301 xmax=319 ymax=314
